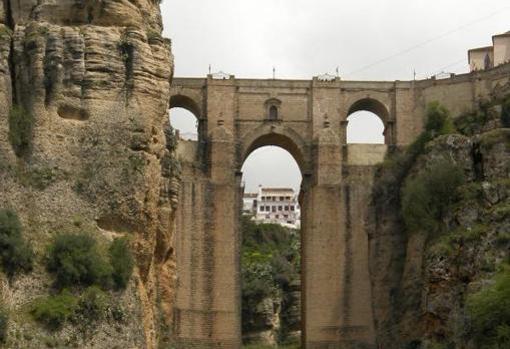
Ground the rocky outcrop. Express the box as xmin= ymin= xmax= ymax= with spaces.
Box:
xmin=0 ymin=1 xmax=176 ymax=348
xmin=369 ymin=98 xmax=510 ymax=348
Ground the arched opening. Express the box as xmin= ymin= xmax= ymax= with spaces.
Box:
xmin=346 ymin=98 xmax=388 ymax=144
xmin=169 ymin=108 xmax=199 ymax=141
xmin=169 ymin=94 xmax=201 ymax=141
xmin=240 ymin=144 xmax=303 ymax=348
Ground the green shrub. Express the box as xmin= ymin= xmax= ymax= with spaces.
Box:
xmin=47 ymin=233 xmax=112 ymax=290
xmin=425 ymin=101 xmax=455 ymax=135
xmin=75 ymin=286 xmax=108 ymax=322
xmin=373 ymin=102 xmax=455 ymax=206
xmin=31 ymin=290 xmax=78 ymax=330
xmin=109 ymin=237 xmax=134 ymax=289
xmin=0 ymin=209 xmax=34 ymax=277
xmin=0 ymin=305 xmax=8 ymax=343
xmin=401 ymin=160 xmax=465 ymax=234
xmin=467 ymin=266 xmax=510 ymax=348
xmin=501 ymin=97 xmax=510 ymax=128
xmin=8 ymin=105 xmax=34 ymax=157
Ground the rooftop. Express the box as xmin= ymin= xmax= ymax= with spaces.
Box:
xmin=261 ymin=188 xmax=295 ymax=193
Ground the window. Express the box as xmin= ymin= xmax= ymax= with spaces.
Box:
xmin=278 ymin=206 xmax=283 ymax=211
xmin=285 ymin=206 xmax=289 ymax=211
xmin=290 ymin=206 xmax=295 ymax=211
xmin=275 ymin=215 xmax=279 ymax=219
xmin=260 ymin=206 xmax=265 ymax=212
xmin=266 ymin=215 xmax=270 ymax=219
xmin=284 ymin=215 xmax=288 ymax=219
xmin=287 ymin=221 xmax=293 ymax=224
xmin=272 ymin=197 xmax=276 ymax=202
xmin=280 ymin=196 xmax=284 ymax=201
xmin=265 ymin=206 xmax=270 ymax=211
xmin=269 ymin=105 xmax=278 ymax=120
xmin=272 ymin=206 xmax=276 ymax=213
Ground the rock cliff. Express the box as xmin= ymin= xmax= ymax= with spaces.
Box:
xmin=370 ymin=91 xmax=510 ymax=349
xmin=0 ymin=1 xmax=177 ymax=348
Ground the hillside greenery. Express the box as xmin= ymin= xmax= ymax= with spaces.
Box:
xmin=0 ymin=209 xmax=34 ymax=278
xmin=467 ymin=265 xmax=510 ymax=349
xmin=241 ymin=216 xmax=300 ymax=345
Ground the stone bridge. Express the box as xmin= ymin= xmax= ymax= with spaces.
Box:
xmin=169 ymin=65 xmax=510 ymax=348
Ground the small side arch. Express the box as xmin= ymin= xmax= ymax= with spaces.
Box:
xmin=347 ymin=98 xmax=389 ymax=123
xmin=169 ymin=94 xmax=203 ymax=141
xmin=239 ymin=124 xmax=310 ymax=175
xmin=170 ymin=94 xmax=202 ymax=118
xmin=346 ymin=98 xmax=391 ymax=144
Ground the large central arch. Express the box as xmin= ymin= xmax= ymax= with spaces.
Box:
xmin=239 ymin=124 xmax=311 ymax=175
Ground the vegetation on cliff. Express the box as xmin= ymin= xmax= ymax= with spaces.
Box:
xmin=372 ymin=94 xmax=510 ymax=349
xmin=401 ymin=159 xmax=465 ymax=235
xmin=0 ymin=209 xmax=34 ymax=278
xmin=47 ymin=233 xmax=113 ymax=290
xmin=241 ymin=216 xmax=300 ymax=346
xmin=0 ymin=304 xmax=7 ymax=344
xmin=8 ymin=105 xmax=34 ymax=157
xmin=25 ymin=233 xmax=135 ymax=332
xmin=468 ymin=265 xmax=510 ymax=349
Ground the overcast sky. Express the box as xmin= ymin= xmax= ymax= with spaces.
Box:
xmin=162 ymin=0 xmax=510 ymax=192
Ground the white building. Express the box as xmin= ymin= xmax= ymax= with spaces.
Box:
xmin=243 ymin=187 xmax=301 ymax=229
xmin=469 ymin=31 xmax=510 ymax=72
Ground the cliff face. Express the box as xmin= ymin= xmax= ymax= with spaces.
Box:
xmin=0 ymin=1 xmax=177 ymax=348
xmin=370 ymin=93 xmax=510 ymax=349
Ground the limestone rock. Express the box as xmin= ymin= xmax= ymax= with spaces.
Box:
xmin=0 ymin=0 xmax=176 ymax=348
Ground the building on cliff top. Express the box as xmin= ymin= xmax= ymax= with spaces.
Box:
xmin=243 ymin=187 xmax=301 ymax=229
xmin=469 ymin=31 xmax=510 ymax=72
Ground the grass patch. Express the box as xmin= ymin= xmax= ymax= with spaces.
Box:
xmin=31 ymin=290 xmax=78 ymax=330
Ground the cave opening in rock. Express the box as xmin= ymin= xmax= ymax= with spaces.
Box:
xmin=240 ymin=145 xmax=303 ymax=348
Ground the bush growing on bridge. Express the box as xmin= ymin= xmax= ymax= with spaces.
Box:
xmin=425 ymin=101 xmax=455 ymax=135
xmin=0 ymin=209 xmax=34 ymax=277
